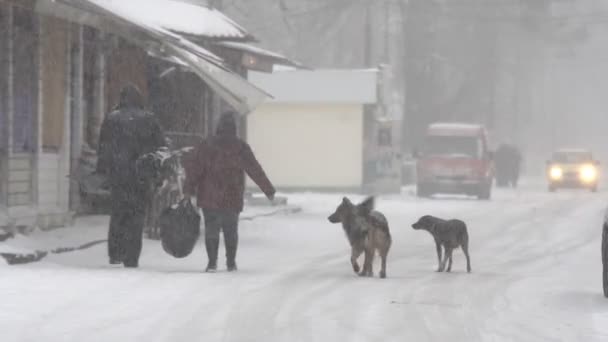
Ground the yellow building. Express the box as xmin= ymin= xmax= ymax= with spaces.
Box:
xmin=248 ymin=69 xmax=400 ymax=192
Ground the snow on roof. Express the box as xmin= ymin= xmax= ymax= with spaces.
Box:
xmin=67 ymin=0 xmax=269 ymax=113
xmin=87 ymin=0 xmax=252 ymax=40
xmin=273 ymin=65 xmax=298 ymax=72
xmin=249 ymin=69 xmax=378 ymax=104
xmin=429 ymin=123 xmax=483 ymax=130
xmin=427 ymin=123 xmax=485 ymax=136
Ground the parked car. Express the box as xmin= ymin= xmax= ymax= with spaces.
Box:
xmin=415 ymin=123 xmax=494 ymax=200
xmin=546 ymin=148 xmax=599 ymax=192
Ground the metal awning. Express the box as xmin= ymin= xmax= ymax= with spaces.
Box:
xmin=214 ymin=41 xmax=306 ymax=70
xmin=32 ymin=0 xmax=270 ymax=114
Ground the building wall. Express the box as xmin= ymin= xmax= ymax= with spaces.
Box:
xmin=35 ymin=15 xmax=70 ymax=228
xmin=106 ymin=39 xmax=148 ymax=109
xmin=0 ymin=5 xmax=72 ymax=230
xmin=247 ymin=103 xmax=364 ymax=190
xmin=7 ymin=154 xmax=32 ymax=207
xmin=0 ymin=5 xmax=10 ymax=210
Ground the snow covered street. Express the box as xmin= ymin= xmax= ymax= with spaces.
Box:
xmin=1 ymin=183 xmax=608 ymax=342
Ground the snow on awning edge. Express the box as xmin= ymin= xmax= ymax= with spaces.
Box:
xmin=214 ymin=41 xmax=308 ymax=69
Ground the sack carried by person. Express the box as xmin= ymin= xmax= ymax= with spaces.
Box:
xmin=159 ymin=199 xmax=201 ymax=258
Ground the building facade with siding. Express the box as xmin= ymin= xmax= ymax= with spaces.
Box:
xmin=0 ymin=0 xmax=296 ymax=230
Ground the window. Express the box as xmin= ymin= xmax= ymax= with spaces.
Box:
xmin=12 ymin=7 xmax=38 ymax=153
xmin=424 ymin=136 xmax=481 ymax=158
xmin=552 ymin=151 xmax=593 ymax=164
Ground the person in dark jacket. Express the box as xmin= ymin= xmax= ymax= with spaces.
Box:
xmin=495 ymin=143 xmax=522 ymax=188
xmin=184 ymin=111 xmax=275 ymax=272
xmin=96 ymin=84 xmax=166 ymax=268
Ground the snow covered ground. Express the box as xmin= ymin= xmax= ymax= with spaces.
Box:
xmin=1 ymin=182 xmax=608 ymax=342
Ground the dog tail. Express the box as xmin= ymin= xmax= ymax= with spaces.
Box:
xmin=459 ymin=222 xmax=469 ymax=246
xmin=370 ymin=212 xmax=391 ymax=239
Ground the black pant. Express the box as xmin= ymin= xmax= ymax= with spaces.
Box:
xmin=108 ymin=187 xmax=149 ymax=267
xmin=202 ymin=209 xmax=239 ymax=264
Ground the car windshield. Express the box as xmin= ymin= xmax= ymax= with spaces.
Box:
xmin=424 ymin=135 xmax=480 ymax=157
xmin=552 ymin=151 xmax=592 ymax=164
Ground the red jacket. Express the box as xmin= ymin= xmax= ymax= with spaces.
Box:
xmin=183 ymin=117 xmax=275 ymax=212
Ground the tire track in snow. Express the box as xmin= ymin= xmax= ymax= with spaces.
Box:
xmin=221 ymin=252 xmax=349 ymax=341
xmin=378 ymin=188 xmax=602 ymax=341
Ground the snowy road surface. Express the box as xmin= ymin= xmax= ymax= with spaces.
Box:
xmin=1 ymin=184 xmax=608 ymax=342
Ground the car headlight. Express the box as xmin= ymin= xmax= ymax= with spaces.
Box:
xmin=549 ymin=166 xmax=563 ymax=180
xmin=580 ymin=165 xmax=598 ymax=183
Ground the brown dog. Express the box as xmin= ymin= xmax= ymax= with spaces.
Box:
xmin=328 ymin=197 xmax=392 ymax=278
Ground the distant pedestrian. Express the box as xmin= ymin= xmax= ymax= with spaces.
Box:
xmin=184 ymin=111 xmax=275 ymax=272
xmin=96 ymin=84 xmax=166 ymax=268
xmin=495 ymin=143 xmax=522 ymax=188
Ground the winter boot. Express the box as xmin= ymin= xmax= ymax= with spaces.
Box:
xmin=123 ymin=261 xmax=139 ymax=268
xmin=109 ymin=258 xmax=122 ymax=265
xmin=205 ymin=238 xmax=219 ymax=273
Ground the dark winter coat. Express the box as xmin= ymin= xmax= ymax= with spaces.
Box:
xmin=495 ymin=144 xmax=522 ymax=176
xmin=96 ymin=87 xmax=166 ymax=193
xmin=183 ymin=112 xmax=275 ymax=212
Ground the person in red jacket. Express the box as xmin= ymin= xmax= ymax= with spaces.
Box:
xmin=184 ymin=111 xmax=275 ymax=272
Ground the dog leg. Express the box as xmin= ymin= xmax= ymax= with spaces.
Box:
xmin=360 ymin=248 xmax=374 ymax=277
xmin=444 ymin=248 xmax=453 ymax=272
xmin=463 ymin=241 xmax=472 ymax=273
xmin=447 ymin=253 xmax=453 ymax=272
xmin=439 ymin=248 xmax=451 ymax=272
xmin=351 ymin=247 xmax=363 ymax=274
xmin=379 ymin=246 xmax=389 ymax=279
xmin=435 ymin=241 xmax=443 ymax=272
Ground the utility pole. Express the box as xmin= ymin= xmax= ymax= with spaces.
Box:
xmin=364 ymin=2 xmax=372 ymax=67
xmin=399 ymin=0 xmax=409 ymax=151
xmin=384 ymin=0 xmax=390 ymax=63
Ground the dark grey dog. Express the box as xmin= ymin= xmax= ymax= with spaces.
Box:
xmin=328 ymin=197 xmax=392 ymax=278
xmin=412 ymin=215 xmax=471 ymax=273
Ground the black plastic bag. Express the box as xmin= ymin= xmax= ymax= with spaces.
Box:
xmin=159 ymin=199 xmax=201 ymax=258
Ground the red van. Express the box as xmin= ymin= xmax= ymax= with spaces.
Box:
xmin=415 ymin=123 xmax=494 ymax=199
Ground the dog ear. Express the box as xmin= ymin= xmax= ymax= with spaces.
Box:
xmin=358 ymin=196 xmax=375 ymax=215
xmin=342 ymin=197 xmax=353 ymax=207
